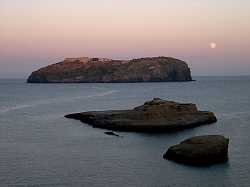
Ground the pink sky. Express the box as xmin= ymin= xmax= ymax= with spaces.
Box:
xmin=0 ymin=0 xmax=250 ymax=78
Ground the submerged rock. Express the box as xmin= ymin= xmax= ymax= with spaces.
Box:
xmin=27 ymin=56 xmax=192 ymax=83
xmin=163 ymin=135 xmax=229 ymax=166
xmin=104 ymin=131 xmax=120 ymax=137
xmin=65 ymin=98 xmax=217 ymax=132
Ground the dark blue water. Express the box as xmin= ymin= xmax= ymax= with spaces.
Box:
xmin=0 ymin=77 xmax=250 ymax=187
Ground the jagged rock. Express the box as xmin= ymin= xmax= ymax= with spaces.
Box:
xmin=27 ymin=56 xmax=192 ymax=83
xmin=65 ymin=98 xmax=217 ymax=132
xmin=163 ymin=135 xmax=229 ymax=166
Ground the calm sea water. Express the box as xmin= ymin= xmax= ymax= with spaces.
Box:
xmin=0 ymin=77 xmax=250 ymax=187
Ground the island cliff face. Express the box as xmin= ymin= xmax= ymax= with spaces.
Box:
xmin=27 ymin=56 xmax=192 ymax=83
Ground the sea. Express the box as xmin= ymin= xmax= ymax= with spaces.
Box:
xmin=0 ymin=76 xmax=250 ymax=187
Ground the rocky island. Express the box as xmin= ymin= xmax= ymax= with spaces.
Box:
xmin=164 ymin=135 xmax=229 ymax=166
xmin=65 ymin=98 xmax=217 ymax=132
xmin=27 ymin=56 xmax=192 ymax=83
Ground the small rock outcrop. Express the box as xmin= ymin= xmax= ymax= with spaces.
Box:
xmin=104 ymin=131 xmax=121 ymax=137
xmin=163 ymin=135 xmax=229 ymax=166
xmin=27 ymin=56 xmax=192 ymax=83
xmin=65 ymin=98 xmax=217 ymax=132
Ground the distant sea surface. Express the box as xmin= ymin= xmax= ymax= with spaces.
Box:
xmin=0 ymin=77 xmax=250 ymax=187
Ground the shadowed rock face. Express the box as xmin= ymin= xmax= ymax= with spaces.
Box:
xmin=163 ymin=135 xmax=229 ymax=166
xmin=65 ymin=98 xmax=217 ymax=132
xmin=27 ymin=56 xmax=192 ymax=83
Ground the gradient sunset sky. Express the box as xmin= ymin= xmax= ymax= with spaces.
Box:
xmin=1 ymin=0 xmax=250 ymax=78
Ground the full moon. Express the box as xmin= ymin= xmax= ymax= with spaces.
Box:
xmin=210 ymin=42 xmax=217 ymax=49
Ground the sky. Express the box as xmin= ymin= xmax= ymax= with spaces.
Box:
xmin=0 ymin=0 xmax=250 ymax=78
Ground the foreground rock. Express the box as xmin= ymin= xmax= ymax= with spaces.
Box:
xmin=163 ymin=135 xmax=229 ymax=166
xmin=65 ymin=98 xmax=217 ymax=132
xmin=27 ymin=56 xmax=192 ymax=83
